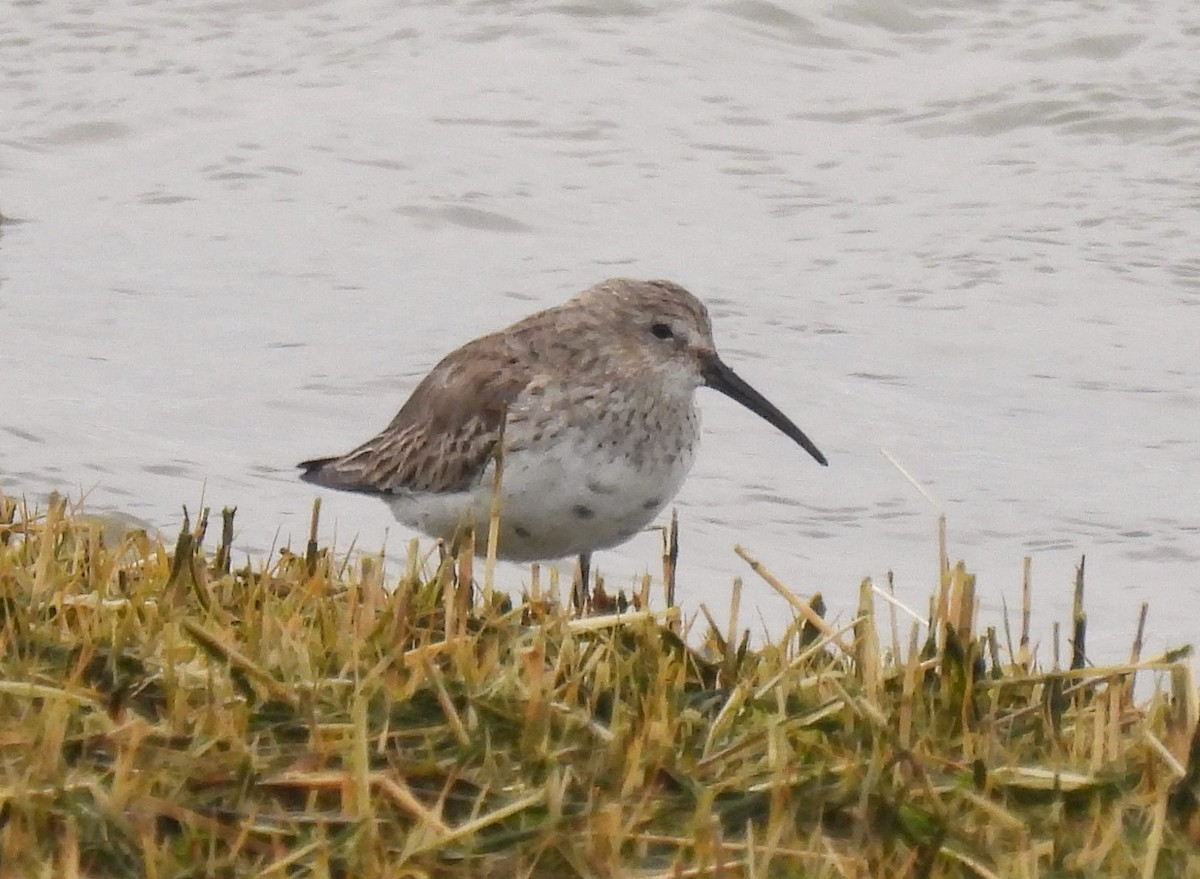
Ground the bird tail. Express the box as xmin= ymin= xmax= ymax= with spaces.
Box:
xmin=297 ymin=456 xmax=343 ymax=489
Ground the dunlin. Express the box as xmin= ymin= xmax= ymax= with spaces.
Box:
xmin=299 ymin=278 xmax=826 ymax=606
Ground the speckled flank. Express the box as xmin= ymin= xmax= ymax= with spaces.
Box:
xmin=299 ymin=278 xmax=825 ymax=561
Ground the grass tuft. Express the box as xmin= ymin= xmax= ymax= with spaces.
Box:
xmin=1 ymin=491 xmax=1198 ymax=877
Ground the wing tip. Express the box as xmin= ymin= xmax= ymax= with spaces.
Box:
xmin=297 ymin=456 xmax=339 ymax=487
xmin=298 ymin=454 xmax=390 ymax=496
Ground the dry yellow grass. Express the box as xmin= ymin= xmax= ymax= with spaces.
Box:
xmin=1 ymin=491 xmax=1198 ymax=878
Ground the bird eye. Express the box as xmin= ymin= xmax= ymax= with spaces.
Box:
xmin=650 ymin=322 xmax=674 ymax=340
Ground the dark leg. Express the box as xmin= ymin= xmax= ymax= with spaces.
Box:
xmin=573 ymin=552 xmax=591 ymax=615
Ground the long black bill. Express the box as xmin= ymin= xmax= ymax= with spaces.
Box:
xmin=702 ymin=353 xmax=828 ymax=466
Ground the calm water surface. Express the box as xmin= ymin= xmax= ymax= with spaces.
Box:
xmin=3 ymin=0 xmax=1198 ymax=658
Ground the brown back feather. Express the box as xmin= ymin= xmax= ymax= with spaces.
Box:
xmin=300 ymin=331 xmax=532 ymax=495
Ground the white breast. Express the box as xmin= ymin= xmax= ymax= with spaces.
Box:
xmin=383 ymin=411 xmax=699 ymax=561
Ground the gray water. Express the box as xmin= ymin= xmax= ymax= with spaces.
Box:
xmin=3 ymin=0 xmax=1198 ymax=659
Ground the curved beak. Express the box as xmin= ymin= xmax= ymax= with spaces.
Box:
xmin=701 ymin=353 xmax=828 ymax=466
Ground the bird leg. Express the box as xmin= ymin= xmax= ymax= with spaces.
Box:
xmin=572 ymin=552 xmax=591 ymax=615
